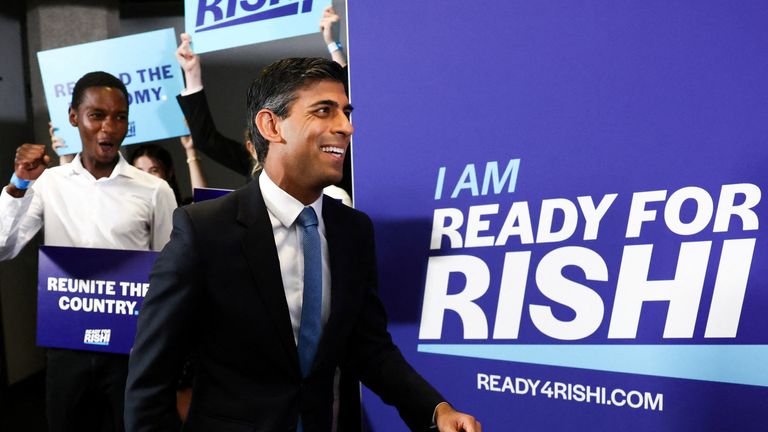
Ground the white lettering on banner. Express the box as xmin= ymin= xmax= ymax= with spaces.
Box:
xmin=465 ymin=204 xmax=499 ymax=248
xmin=577 ymin=194 xmax=618 ymax=241
xmin=430 ymin=193 xmax=619 ymax=249
xmin=420 ymin=256 xmax=489 ymax=339
xmin=83 ymin=329 xmax=112 ymax=345
xmin=422 ymin=163 xmax=762 ymax=342
xmin=477 ymin=373 xmax=541 ymax=395
xmin=432 ymin=183 xmax=760 ymax=250
xmin=119 ymin=281 xmax=150 ymax=297
xmin=476 ymin=373 xmax=664 ymax=412
xmin=47 ymin=278 xmax=116 ymax=295
xmin=530 ymin=247 xmax=608 ymax=340
xmin=496 ymin=201 xmax=535 ymax=245
xmin=492 ymin=252 xmax=530 ymax=339
xmin=47 ymin=278 xmax=149 ymax=298
xmin=704 ymin=238 xmax=755 ymax=338
xmin=419 ymin=239 xmax=756 ymax=340
xmin=58 ymin=296 xmax=137 ymax=315
xmin=626 ymin=183 xmax=760 ymax=238
xmin=712 ymin=184 xmax=761 ymax=232
xmin=608 ymin=242 xmax=711 ymax=339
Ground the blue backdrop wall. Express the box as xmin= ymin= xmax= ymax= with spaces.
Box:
xmin=349 ymin=1 xmax=768 ymax=431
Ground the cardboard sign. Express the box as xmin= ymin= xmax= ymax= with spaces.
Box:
xmin=37 ymin=246 xmax=158 ymax=354
xmin=193 ymin=187 xmax=232 ymax=202
xmin=184 ymin=0 xmax=330 ymax=54
xmin=38 ymin=28 xmax=189 ymax=155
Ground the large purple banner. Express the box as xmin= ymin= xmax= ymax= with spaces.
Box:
xmin=37 ymin=246 xmax=157 ymax=354
xmin=349 ymin=2 xmax=768 ymax=430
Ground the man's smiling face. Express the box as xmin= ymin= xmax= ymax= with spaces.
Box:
xmin=270 ymin=79 xmax=353 ymax=199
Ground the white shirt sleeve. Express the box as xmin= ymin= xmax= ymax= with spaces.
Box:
xmin=150 ymin=181 xmax=177 ymax=251
xmin=0 ymin=184 xmax=44 ymax=261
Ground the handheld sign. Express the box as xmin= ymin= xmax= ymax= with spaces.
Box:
xmin=184 ymin=0 xmax=330 ymax=54
xmin=37 ymin=246 xmax=158 ymax=354
xmin=193 ymin=187 xmax=232 ymax=202
xmin=37 ymin=28 xmax=188 ymax=155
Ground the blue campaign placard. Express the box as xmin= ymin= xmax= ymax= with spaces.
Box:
xmin=37 ymin=28 xmax=188 ymax=155
xmin=193 ymin=187 xmax=232 ymax=202
xmin=184 ymin=0 xmax=330 ymax=54
xmin=37 ymin=246 xmax=158 ymax=354
xmin=349 ymin=2 xmax=768 ymax=431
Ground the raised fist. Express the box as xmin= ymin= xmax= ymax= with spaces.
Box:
xmin=15 ymin=144 xmax=50 ymax=181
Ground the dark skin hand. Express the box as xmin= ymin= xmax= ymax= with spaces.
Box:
xmin=7 ymin=144 xmax=50 ymax=198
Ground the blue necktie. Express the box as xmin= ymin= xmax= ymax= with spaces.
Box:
xmin=296 ymin=207 xmax=322 ymax=378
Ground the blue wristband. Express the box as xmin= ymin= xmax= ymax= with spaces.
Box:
xmin=327 ymin=41 xmax=342 ymax=53
xmin=10 ymin=173 xmax=32 ymax=190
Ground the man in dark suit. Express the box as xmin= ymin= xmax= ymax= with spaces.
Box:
xmin=125 ymin=58 xmax=480 ymax=432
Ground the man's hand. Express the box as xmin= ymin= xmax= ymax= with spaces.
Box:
xmin=15 ymin=144 xmax=49 ymax=181
xmin=319 ymin=6 xmax=341 ymax=44
xmin=8 ymin=144 xmax=49 ymax=197
xmin=176 ymin=33 xmax=202 ymax=90
xmin=435 ymin=402 xmax=481 ymax=432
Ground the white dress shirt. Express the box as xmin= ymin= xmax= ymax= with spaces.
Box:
xmin=259 ymin=171 xmax=332 ymax=343
xmin=0 ymin=153 xmax=176 ymax=260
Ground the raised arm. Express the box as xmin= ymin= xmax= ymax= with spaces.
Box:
xmin=174 ymin=33 xmax=252 ymax=177
xmin=179 ymin=134 xmax=207 ymax=190
xmin=0 ymin=144 xmax=49 ymax=260
xmin=320 ymin=6 xmax=348 ymax=67
xmin=176 ymin=33 xmax=202 ymax=92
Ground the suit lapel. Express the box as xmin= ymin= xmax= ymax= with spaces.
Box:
xmin=238 ymin=179 xmax=300 ymax=374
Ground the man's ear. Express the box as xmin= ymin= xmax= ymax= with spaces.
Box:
xmin=255 ymin=109 xmax=282 ymax=144
xmin=68 ymin=108 xmax=77 ymax=127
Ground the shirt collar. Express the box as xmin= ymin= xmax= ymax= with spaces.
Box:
xmin=69 ymin=152 xmax=135 ymax=180
xmin=259 ymin=170 xmax=324 ymax=229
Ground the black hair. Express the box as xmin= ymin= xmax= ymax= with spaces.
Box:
xmin=70 ymin=71 xmax=129 ymax=112
xmin=246 ymin=58 xmax=347 ymax=164
xmin=127 ymin=144 xmax=181 ymax=205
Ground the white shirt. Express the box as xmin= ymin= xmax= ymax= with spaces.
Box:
xmin=0 ymin=153 xmax=176 ymax=260
xmin=323 ymin=185 xmax=352 ymax=207
xmin=259 ymin=171 xmax=332 ymax=344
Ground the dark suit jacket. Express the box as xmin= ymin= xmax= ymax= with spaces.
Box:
xmin=176 ymin=90 xmax=253 ymax=177
xmin=125 ymin=179 xmax=443 ymax=432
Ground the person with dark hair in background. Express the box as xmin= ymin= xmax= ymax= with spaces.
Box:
xmin=0 ymin=71 xmax=176 ymax=432
xmin=128 ymin=141 xmax=207 ymax=206
xmin=129 ymin=144 xmax=183 ymax=205
xmin=125 ymin=58 xmax=480 ymax=432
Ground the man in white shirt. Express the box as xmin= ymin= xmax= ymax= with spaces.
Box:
xmin=125 ymin=58 xmax=480 ymax=432
xmin=0 ymin=71 xmax=176 ymax=432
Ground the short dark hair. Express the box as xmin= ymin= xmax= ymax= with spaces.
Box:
xmin=246 ymin=58 xmax=346 ymax=164
xmin=70 ymin=71 xmax=129 ymax=112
